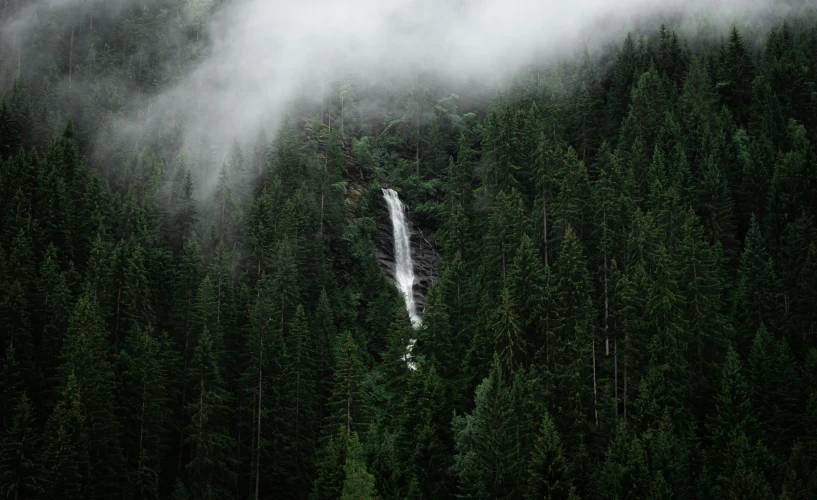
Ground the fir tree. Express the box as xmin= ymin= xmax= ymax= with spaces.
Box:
xmin=0 ymin=393 xmax=45 ymax=499
xmin=42 ymin=371 xmax=89 ymax=500
xmin=454 ymin=358 xmax=520 ymax=500
xmin=59 ymin=294 xmax=123 ymax=499
xmin=340 ymin=433 xmax=377 ymax=500
xmin=526 ymin=411 xmax=568 ymax=500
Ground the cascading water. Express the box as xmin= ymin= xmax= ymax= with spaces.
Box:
xmin=382 ymin=188 xmax=420 ymax=368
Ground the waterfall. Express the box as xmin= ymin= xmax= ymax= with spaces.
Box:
xmin=382 ymin=188 xmax=422 ymax=326
xmin=382 ymin=188 xmax=420 ymax=368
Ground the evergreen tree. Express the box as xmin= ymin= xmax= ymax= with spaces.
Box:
xmin=482 ymin=189 xmax=526 ymax=292
xmin=552 ymin=225 xmax=597 ymax=438
xmin=0 ymin=393 xmax=45 ymax=499
xmin=314 ymin=289 xmax=336 ymax=418
xmin=185 ymin=326 xmax=235 ymax=500
xmin=42 ymin=371 xmax=90 ymax=500
xmin=328 ymin=332 xmax=368 ymax=439
xmin=399 ymin=363 xmax=454 ymax=499
xmin=491 ymin=287 xmax=526 ymax=377
xmin=719 ymin=27 xmax=755 ymax=126
xmin=526 ymin=411 xmax=568 ymax=500
xmin=340 ymin=433 xmax=377 ymax=500
xmin=117 ymin=325 xmax=173 ymax=498
xmin=38 ymin=243 xmax=73 ymax=392
xmin=510 ymin=234 xmax=546 ymax=356
xmin=59 ymin=294 xmax=123 ymax=499
xmin=733 ymin=216 xmax=781 ymax=351
xmin=598 ymin=423 xmax=650 ymax=499
xmin=286 ymin=304 xmax=317 ymax=497
xmin=747 ymin=324 xmax=800 ymax=459
xmin=454 ymin=358 xmax=520 ymax=500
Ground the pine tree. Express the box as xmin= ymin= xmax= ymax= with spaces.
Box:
xmin=491 ymin=287 xmax=526 ymax=377
xmin=553 ymin=146 xmax=591 ymax=244
xmin=608 ymin=32 xmax=640 ymax=140
xmin=243 ymin=274 xmax=285 ymax=500
xmin=0 ymin=393 xmax=45 ymax=499
xmin=719 ymin=27 xmax=755 ymax=126
xmin=185 ymin=326 xmax=235 ymax=500
xmin=454 ymin=358 xmax=520 ymax=500
xmin=644 ymin=244 xmax=690 ymax=422
xmin=439 ymin=251 xmax=474 ymax=369
xmin=697 ymin=152 xmax=738 ymax=256
xmin=311 ymin=433 xmax=347 ymax=500
xmin=598 ymin=423 xmax=650 ymax=499
xmin=399 ymin=363 xmax=455 ymax=499
xmin=59 ymin=294 xmax=123 ymax=499
xmin=171 ymin=165 xmax=198 ymax=252
xmin=0 ymin=344 xmax=23 ymax=431
xmin=286 ymin=304 xmax=317 ymax=497
xmin=642 ymin=411 xmax=694 ymax=497
xmin=747 ymin=324 xmax=801 ymax=459
xmin=679 ymin=57 xmax=716 ymax=172
xmin=340 ymin=433 xmax=377 ymax=500
xmin=509 ymin=234 xmax=546 ymax=356
xmin=526 ymin=411 xmax=568 ymax=500
xmin=42 ymin=371 xmax=90 ymax=500
xmin=794 ymin=243 xmax=817 ymax=344
xmin=314 ymin=289 xmax=336 ymax=419
xmin=733 ymin=216 xmax=782 ymax=351
xmin=620 ymin=65 xmax=666 ymax=153
xmin=706 ymin=346 xmax=767 ymax=496
xmin=482 ymin=189 xmax=526 ymax=292
xmin=117 ymin=325 xmax=173 ymax=498
xmin=36 ymin=146 xmax=73 ymax=262
xmin=552 ymin=225 xmax=597 ymax=437
xmin=413 ymin=284 xmax=455 ymax=378
xmin=328 ymin=332 xmax=368 ymax=439
xmin=38 ymin=243 xmax=73 ymax=392
xmin=735 ymin=129 xmax=769 ymax=228
xmin=766 ymin=122 xmax=812 ymax=258
xmin=676 ymin=207 xmax=730 ymax=385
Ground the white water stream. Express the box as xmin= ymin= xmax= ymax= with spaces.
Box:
xmin=382 ymin=188 xmax=420 ymax=368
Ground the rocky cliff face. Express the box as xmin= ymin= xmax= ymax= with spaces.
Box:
xmin=374 ymin=197 xmax=441 ymax=318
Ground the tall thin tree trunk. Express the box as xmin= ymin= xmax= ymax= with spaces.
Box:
xmin=217 ymin=274 xmax=222 ymax=324
xmin=177 ymin=292 xmax=193 ymax=472
xmin=623 ymin=333 xmax=628 ymax=425
xmin=346 ymin=392 xmax=351 ymax=438
xmin=592 ymin=335 xmax=598 ymax=427
xmin=604 ymin=250 xmax=610 ymax=356
xmin=197 ymin=378 xmax=204 ymax=477
xmin=542 ymin=193 xmax=549 ymax=267
xmin=255 ymin=340 xmax=263 ymax=500
xmin=415 ymin=87 xmax=421 ymax=177
xmin=69 ymin=29 xmax=74 ymax=89
xmin=614 ymin=338 xmax=618 ymax=418
xmin=115 ymin=288 xmax=122 ymax=352
xmin=139 ymin=384 xmax=146 ymax=453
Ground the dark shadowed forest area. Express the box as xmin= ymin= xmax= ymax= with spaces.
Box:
xmin=1 ymin=0 xmax=817 ymax=499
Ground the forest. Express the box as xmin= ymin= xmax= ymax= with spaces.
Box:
xmin=1 ymin=0 xmax=817 ymax=498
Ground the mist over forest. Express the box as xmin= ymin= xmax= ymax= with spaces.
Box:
xmin=2 ymin=0 xmax=817 ymax=499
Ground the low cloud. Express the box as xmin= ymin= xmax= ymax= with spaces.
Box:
xmin=3 ymin=0 xmax=791 ymax=183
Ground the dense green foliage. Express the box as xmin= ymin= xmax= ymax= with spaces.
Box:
xmin=2 ymin=2 xmax=817 ymax=498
